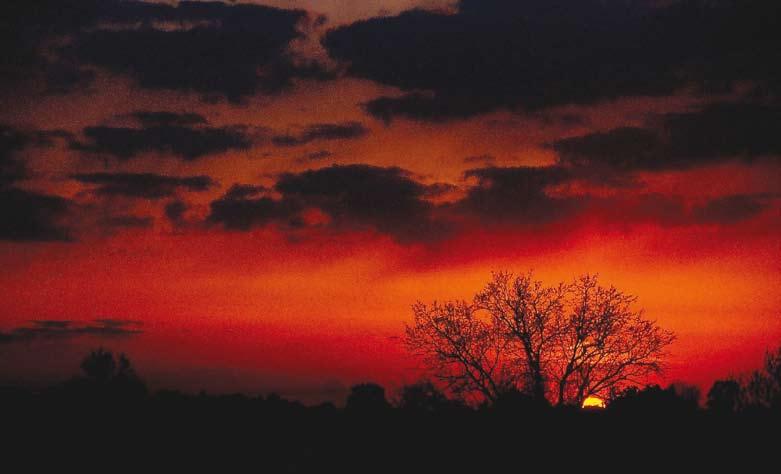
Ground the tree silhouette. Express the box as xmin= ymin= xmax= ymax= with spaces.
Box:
xmin=80 ymin=348 xmax=117 ymax=382
xmin=74 ymin=348 xmax=147 ymax=399
xmin=608 ymin=384 xmax=697 ymax=415
xmin=707 ymin=379 xmax=742 ymax=413
xmin=406 ymin=272 xmax=675 ymax=406
xmin=405 ymin=300 xmax=517 ymax=403
xmin=670 ymin=382 xmax=701 ymax=409
xmin=345 ymin=383 xmax=390 ymax=413
xmin=397 ymin=381 xmax=456 ymax=413
xmin=743 ymin=345 xmax=781 ymax=410
xmin=491 ymin=387 xmax=550 ymax=415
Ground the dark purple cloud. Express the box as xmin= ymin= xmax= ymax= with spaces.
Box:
xmin=0 ymin=319 xmax=143 ymax=345
xmin=273 ymin=122 xmax=369 ymax=147
xmin=325 ymin=0 xmax=781 ymax=120
xmin=71 ymin=172 xmax=215 ymax=199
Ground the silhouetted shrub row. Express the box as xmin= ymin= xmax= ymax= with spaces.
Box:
xmin=3 ymin=346 xmax=780 ymax=415
xmin=2 ymin=347 xmax=779 ymax=472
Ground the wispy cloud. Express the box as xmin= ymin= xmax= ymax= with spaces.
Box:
xmin=0 ymin=319 xmax=143 ymax=345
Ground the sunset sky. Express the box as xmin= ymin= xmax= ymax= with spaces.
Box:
xmin=1 ymin=0 xmax=779 ymax=403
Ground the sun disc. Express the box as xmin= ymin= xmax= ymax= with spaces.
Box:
xmin=582 ymin=396 xmax=606 ymax=409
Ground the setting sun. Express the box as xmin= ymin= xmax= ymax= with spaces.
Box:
xmin=582 ymin=396 xmax=607 ymax=409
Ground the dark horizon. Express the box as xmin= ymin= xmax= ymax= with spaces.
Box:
xmin=2 ymin=344 xmax=779 ymax=472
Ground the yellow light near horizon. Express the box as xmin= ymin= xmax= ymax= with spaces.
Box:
xmin=582 ymin=396 xmax=606 ymax=409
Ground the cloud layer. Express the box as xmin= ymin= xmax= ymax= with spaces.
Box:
xmin=71 ymin=112 xmax=254 ymax=161
xmin=71 ymin=172 xmax=216 ymax=199
xmin=325 ymin=0 xmax=781 ymax=121
xmin=207 ymin=162 xmax=774 ymax=243
xmin=0 ymin=319 xmax=143 ymax=345
xmin=552 ymin=103 xmax=781 ymax=172
xmin=272 ymin=122 xmax=369 ymax=147
xmin=2 ymin=0 xmax=329 ymax=100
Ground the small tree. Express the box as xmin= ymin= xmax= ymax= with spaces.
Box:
xmin=707 ymin=379 xmax=742 ymax=413
xmin=406 ymin=272 xmax=675 ymax=406
xmin=80 ymin=348 xmax=117 ymax=383
xmin=397 ymin=381 xmax=453 ymax=413
xmin=743 ymin=345 xmax=781 ymax=410
xmin=75 ymin=348 xmax=147 ymax=399
xmin=345 ymin=383 xmax=390 ymax=413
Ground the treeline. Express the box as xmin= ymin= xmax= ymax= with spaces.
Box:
xmin=1 ymin=346 xmax=779 ymax=472
xmin=4 ymin=345 xmax=779 ymax=415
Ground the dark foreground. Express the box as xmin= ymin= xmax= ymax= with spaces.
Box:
xmin=3 ymin=387 xmax=778 ymax=473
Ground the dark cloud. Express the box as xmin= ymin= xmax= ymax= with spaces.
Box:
xmin=325 ymin=0 xmax=781 ymax=120
xmin=2 ymin=1 xmax=329 ymax=99
xmin=0 ymin=125 xmax=30 ymax=186
xmin=299 ymin=150 xmax=334 ymax=162
xmin=131 ymin=111 xmax=208 ymax=127
xmin=553 ymin=103 xmax=781 ymax=171
xmin=164 ymin=200 xmax=188 ymax=225
xmin=71 ymin=112 xmax=254 ymax=161
xmin=208 ymin=191 xmax=298 ymax=232
xmin=364 ymin=93 xmax=495 ymax=123
xmin=0 ymin=1 xmax=103 ymax=90
xmin=29 ymin=129 xmax=75 ymax=147
xmin=272 ymin=122 xmax=369 ymax=147
xmin=535 ymin=112 xmax=587 ymax=129
xmin=455 ymin=165 xmax=775 ymax=228
xmin=553 ymin=127 xmax=667 ymax=171
xmin=0 ymin=319 xmax=143 ymax=345
xmin=93 ymin=319 xmax=144 ymax=331
xmin=423 ymin=182 xmax=459 ymax=198
xmin=209 ymin=165 xmax=448 ymax=241
xmin=43 ymin=60 xmax=96 ymax=95
xmin=0 ymin=188 xmax=72 ymax=242
xmin=207 ymin=161 xmax=772 ymax=242
xmin=454 ymin=166 xmax=579 ymax=223
xmin=663 ymin=103 xmax=781 ymax=160
xmin=73 ymin=1 xmax=325 ymax=101
xmin=0 ymin=125 xmax=74 ymax=241
xmin=274 ymin=165 xmax=443 ymax=240
xmin=71 ymin=172 xmax=215 ymax=199
xmin=691 ymin=194 xmax=771 ymax=225
xmin=0 ymin=125 xmax=69 ymax=186
xmin=454 ymin=167 xmax=772 ymax=228
xmin=207 ymin=183 xmax=289 ymax=231
xmin=223 ymin=184 xmax=269 ymax=201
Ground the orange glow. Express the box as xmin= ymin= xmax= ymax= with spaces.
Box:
xmin=1 ymin=3 xmax=779 ymax=402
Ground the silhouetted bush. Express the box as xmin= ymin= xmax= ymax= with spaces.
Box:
xmin=345 ymin=383 xmax=390 ymax=414
xmin=62 ymin=348 xmax=147 ymax=402
xmin=743 ymin=345 xmax=781 ymax=411
xmin=490 ymin=388 xmax=550 ymax=416
xmin=608 ymin=384 xmax=698 ymax=416
xmin=707 ymin=379 xmax=742 ymax=414
xmin=397 ymin=380 xmax=456 ymax=414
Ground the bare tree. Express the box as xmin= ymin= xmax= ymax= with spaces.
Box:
xmin=474 ymin=272 xmax=567 ymax=401
xmin=406 ymin=300 xmax=518 ymax=403
xmin=405 ymin=272 xmax=675 ymax=406
xmin=551 ymin=275 xmax=675 ymax=405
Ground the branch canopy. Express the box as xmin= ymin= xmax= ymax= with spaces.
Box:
xmin=405 ymin=272 xmax=675 ymax=406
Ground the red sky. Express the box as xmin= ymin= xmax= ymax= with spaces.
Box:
xmin=1 ymin=0 xmax=779 ymax=403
